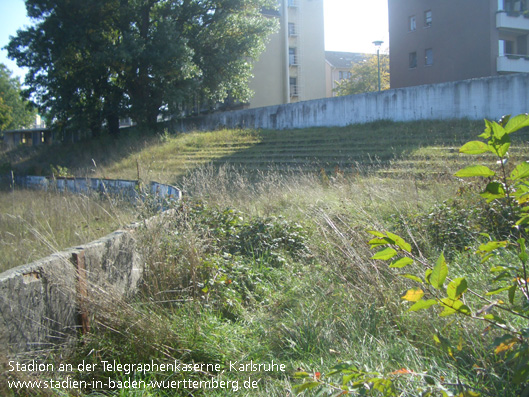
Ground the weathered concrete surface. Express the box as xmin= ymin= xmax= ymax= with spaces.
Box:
xmin=179 ymin=74 xmax=529 ymax=132
xmin=0 ymin=252 xmax=78 ymax=352
xmin=81 ymin=230 xmax=143 ymax=296
xmin=12 ymin=176 xmax=182 ymax=202
xmin=0 ymin=226 xmax=143 ymax=354
xmin=0 ymin=177 xmax=181 ymax=355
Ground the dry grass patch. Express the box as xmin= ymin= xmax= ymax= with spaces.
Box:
xmin=0 ymin=189 xmax=136 ymax=273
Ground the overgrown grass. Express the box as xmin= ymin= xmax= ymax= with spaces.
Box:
xmin=4 ymin=119 xmax=528 ymax=185
xmin=5 ymin=170 xmax=520 ymax=395
xmin=0 ymin=189 xmax=136 ymax=273
xmin=47 ymin=168 xmax=517 ymax=396
xmin=3 ymin=120 xmax=528 ymax=396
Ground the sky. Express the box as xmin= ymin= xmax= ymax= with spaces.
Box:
xmin=0 ymin=0 xmax=389 ymax=81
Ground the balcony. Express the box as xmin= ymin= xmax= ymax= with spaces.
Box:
xmin=497 ymin=55 xmax=529 ymax=72
xmin=497 ymin=11 xmax=529 ymax=31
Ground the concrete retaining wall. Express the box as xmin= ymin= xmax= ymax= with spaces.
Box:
xmin=179 ymin=74 xmax=529 ymax=131
xmin=12 ymin=176 xmax=181 ymax=202
xmin=0 ymin=227 xmax=143 ymax=353
xmin=0 ymin=180 xmax=181 ymax=355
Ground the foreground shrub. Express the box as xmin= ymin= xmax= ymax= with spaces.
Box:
xmin=140 ymin=201 xmax=311 ymax=318
xmin=295 ymin=114 xmax=529 ymax=396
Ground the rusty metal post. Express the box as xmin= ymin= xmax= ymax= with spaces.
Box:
xmin=71 ymin=251 xmax=90 ymax=334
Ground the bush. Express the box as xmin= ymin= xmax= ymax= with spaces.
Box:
xmin=140 ymin=201 xmax=311 ymax=320
xmin=295 ymin=114 xmax=529 ymax=396
xmin=400 ymin=193 xmax=524 ymax=257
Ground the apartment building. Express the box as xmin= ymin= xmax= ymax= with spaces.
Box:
xmin=248 ymin=0 xmax=326 ymax=108
xmin=325 ymin=51 xmax=369 ymax=97
xmin=388 ymin=0 xmax=529 ymax=88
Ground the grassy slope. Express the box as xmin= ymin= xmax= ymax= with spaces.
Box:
xmin=5 ymin=119 xmax=529 ymax=184
xmin=2 ymin=119 xmax=529 ymax=396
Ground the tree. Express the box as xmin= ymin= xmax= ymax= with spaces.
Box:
xmin=6 ymin=0 xmax=277 ymax=137
xmin=0 ymin=63 xmax=36 ymax=132
xmin=334 ymin=54 xmax=389 ymax=96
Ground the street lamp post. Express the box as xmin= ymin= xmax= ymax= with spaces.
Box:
xmin=372 ymin=40 xmax=383 ymax=92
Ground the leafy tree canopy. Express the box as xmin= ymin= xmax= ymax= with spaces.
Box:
xmin=6 ymin=0 xmax=277 ymax=137
xmin=334 ymin=54 xmax=389 ymax=96
xmin=0 ymin=63 xmax=36 ymax=132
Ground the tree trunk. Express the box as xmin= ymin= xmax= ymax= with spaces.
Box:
xmin=106 ymin=112 xmax=120 ymax=136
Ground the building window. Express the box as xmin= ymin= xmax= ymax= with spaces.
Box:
xmin=500 ymin=39 xmax=515 ymax=55
xmin=290 ymin=77 xmax=298 ymax=96
xmin=288 ymin=23 xmax=296 ymax=36
xmin=424 ymin=10 xmax=432 ymax=27
xmin=505 ymin=0 xmax=527 ymax=12
xmin=339 ymin=71 xmax=351 ymax=80
xmin=425 ymin=48 xmax=433 ymax=66
xmin=518 ymin=34 xmax=528 ymax=55
xmin=409 ymin=52 xmax=417 ymax=68
xmin=409 ymin=15 xmax=416 ymax=31
xmin=289 ymin=47 xmax=297 ymax=65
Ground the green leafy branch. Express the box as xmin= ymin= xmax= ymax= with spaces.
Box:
xmin=292 ymin=362 xmax=482 ymax=396
xmin=367 ymin=114 xmax=529 ymax=392
xmin=292 ymin=114 xmax=529 ymax=395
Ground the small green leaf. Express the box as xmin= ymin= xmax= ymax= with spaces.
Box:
xmin=500 ymin=114 xmax=512 ymax=126
xmin=480 ymin=182 xmax=506 ymax=202
xmin=424 ymin=375 xmax=436 ymax=385
xmin=486 ymin=286 xmax=512 ymax=296
xmin=368 ymin=237 xmax=393 ymax=248
xmin=455 ymin=165 xmax=495 ymax=178
xmin=504 ymin=113 xmax=529 ymax=134
xmin=367 ymin=230 xmax=386 ymax=238
xmin=489 ymin=132 xmax=511 ymax=158
xmin=408 ymin=299 xmax=438 ymax=312
xmin=509 ymin=284 xmax=517 ymax=304
xmin=425 ymin=268 xmax=432 ymax=285
xmin=293 ymin=372 xmax=311 ymax=379
xmin=389 ymin=257 xmax=414 ymax=268
xmin=492 ymin=121 xmax=507 ymax=140
xmin=515 ymin=190 xmax=529 ymax=205
xmin=342 ymin=373 xmax=358 ymax=384
xmin=386 ymin=231 xmax=412 ymax=252
xmin=477 ymin=240 xmax=508 ymax=254
xmin=490 ymin=266 xmax=507 ymax=272
xmin=402 ymin=288 xmax=424 ymax=302
xmin=459 ymin=140 xmax=490 ymax=154
xmin=483 ymin=314 xmax=507 ymax=325
xmin=511 ymin=163 xmax=529 ymax=181
xmin=479 ymin=119 xmax=493 ymax=139
xmin=293 ymin=381 xmax=320 ymax=394
xmin=430 ymin=253 xmax=448 ymax=289
xmin=440 ymin=298 xmax=471 ymax=316
xmin=516 ymin=214 xmax=529 ymax=226
xmin=481 ymin=253 xmax=495 ymax=263
xmin=446 ymin=277 xmax=468 ymax=300
xmin=371 ymin=247 xmax=397 ymax=261
xmin=329 ymin=362 xmax=358 ymax=374
xmin=402 ymin=274 xmax=423 ymax=283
